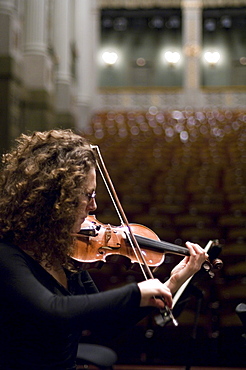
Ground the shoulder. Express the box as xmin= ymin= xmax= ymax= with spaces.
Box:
xmin=0 ymin=240 xmax=20 ymax=255
xmin=0 ymin=241 xmax=25 ymax=257
xmin=0 ymin=241 xmax=35 ymax=271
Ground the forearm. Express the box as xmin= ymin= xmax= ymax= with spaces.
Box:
xmin=164 ymin=274 xmax=187 ymax=295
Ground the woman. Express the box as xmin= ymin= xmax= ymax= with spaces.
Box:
xmin=0 ymin=129 xmax=208 ymax=369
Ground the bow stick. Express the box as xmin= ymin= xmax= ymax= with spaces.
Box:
xmin=91 ymin=145 xmax=178 ymax=326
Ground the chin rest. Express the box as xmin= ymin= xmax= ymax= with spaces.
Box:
xmin=76 ymin=343 xmax=117 ymax=369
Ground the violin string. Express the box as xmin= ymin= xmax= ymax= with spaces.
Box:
xmin=134 ymin=234 xmax=189 ymax=256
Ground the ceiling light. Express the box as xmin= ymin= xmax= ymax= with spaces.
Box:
xmin=204 ymin=51 xmax=220 ymax=65
xmin=239 ymin=57 xmax=246 ymax=65
xmin=166 ymin=16 xmax=180 ymax=29
xmin=102 ymin=51 xmax=118 ymax=65
xmin=221 ymin=15 xmax=232 ymax=29
xmin=136 ymin=58 xmax=146 ymax=67
xmin=204 ymin=18 xmax=216 ymax=32
xmin=113 ymin=17 xmax=128 ymax=31
xmin=102 ymin=17 xmax=113 ymax=29
xmin=150 ymin=16 xmax=164 ymax=29
xmin=165 ymin=51 xmax=180 ymax=65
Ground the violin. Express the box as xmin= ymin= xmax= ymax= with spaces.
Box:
xmin=72 ymin=215 xmax=223 ymax=276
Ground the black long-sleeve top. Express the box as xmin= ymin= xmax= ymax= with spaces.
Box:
xmin=0 ymin=242 xmax=149 ymax=370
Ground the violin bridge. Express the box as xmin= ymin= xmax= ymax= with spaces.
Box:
xmin=105 ymin=224 xmax=112 ymax=245
xmin=102 ymin=224 xmax=121 ymax=250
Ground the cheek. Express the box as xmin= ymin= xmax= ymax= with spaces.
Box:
xmin=77 ymin=200 xmax=87 ymax=214
xmin=72 ymin=202 xmax=87 ymax=232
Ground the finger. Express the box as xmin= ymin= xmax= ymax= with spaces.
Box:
xmin=192 ymin=243 xmax=209 ymax=259
xmin=151 ymin=297 xmax=165 ymax=309
xmin=186 ymin=242 xmax=208 ymax=259
xmin=185 ymin=241 xmax=197 ymax=256
xmin=160 ymin=289 xmax=172 ymax=308
xmin=152 ymin=282 xmax=172 ymax=308
xmin=153 ymin=294 xmax=172 ymax=309
xmin=163 ymin=294 xmax=172 ymax=308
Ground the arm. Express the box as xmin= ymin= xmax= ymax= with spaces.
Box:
xmin=0 ymin=243 xmax=141 ymax=328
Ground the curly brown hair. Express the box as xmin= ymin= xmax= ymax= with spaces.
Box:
xmin=0 ymin=129 xmax=96 ymax=266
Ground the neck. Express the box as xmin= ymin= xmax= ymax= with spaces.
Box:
xmin=40 ymin=259 xmax=68 ymax=290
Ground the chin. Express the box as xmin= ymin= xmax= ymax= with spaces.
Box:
xmin=72 ymin=224 xmax=81 ymax=234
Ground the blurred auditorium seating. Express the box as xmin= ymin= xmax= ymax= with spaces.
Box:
xmin=84 ymin=109 xmax=246 ymax=361
xmin=85 ymin=107 xmax=246 ymax=235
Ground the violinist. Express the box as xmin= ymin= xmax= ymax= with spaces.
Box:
xmin=0 ymin=129 xmax=208 ymax=370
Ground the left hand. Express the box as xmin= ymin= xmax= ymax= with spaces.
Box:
xmin=164 ymin=241 xmax=208 ymax=295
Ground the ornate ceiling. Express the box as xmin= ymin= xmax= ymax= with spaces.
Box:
xmin=98 ymin=0 xmax=246 ymax=8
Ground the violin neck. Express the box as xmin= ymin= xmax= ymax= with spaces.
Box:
xmin=134 ymin=234 xmax=190 ymax=257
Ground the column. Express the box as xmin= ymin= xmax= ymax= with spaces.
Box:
xmin=75 ymin=0 xmax=98 ymax=129
xmin=90 ymin=0 xmax=100 ymax=111
xmin=53 ymin=0 xmax=70 ymax=86
xmin=53 ymin=0 xmax=74 ymax=127
xmin=182 ymin=0 xmax=203 ymax=107
xmin=22 ymin=0 xmax=55 ymax=131
xmin=23 ymin=0 xmax=53 ymax=91
xmin=0 ymin=0 xmax=15 ymax=55
xmin=0 ymin=0 xmax=23 ymax=153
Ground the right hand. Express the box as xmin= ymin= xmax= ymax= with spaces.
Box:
xmin=137 ymin=278 xmax=172 ymax=309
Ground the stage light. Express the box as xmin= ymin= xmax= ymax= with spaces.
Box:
xmin=102 ymin=51 xmax=118 ymax=65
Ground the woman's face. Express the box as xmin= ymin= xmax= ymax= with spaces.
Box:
xmin=72 ymin=168 xmax=97 ymax=233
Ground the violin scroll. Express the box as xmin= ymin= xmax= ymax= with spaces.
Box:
xmin=203 ymin=239 xmax=223 ymax=277
xmin=211 ymin=258 xmax=223 ymax=270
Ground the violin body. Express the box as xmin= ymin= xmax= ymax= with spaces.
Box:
xmin=72 ymin=215 xmax=222 ymax=273
xmin=72 ymin=215 xmax=165 ymax=270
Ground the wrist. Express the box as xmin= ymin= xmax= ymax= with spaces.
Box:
xmin=165 ymin=275 xmax=185 ymax=295
xmin=164 ymin=278 xmax=176 ymax=295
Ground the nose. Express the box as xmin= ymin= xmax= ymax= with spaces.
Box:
xmin=87 ymin=198 xmax=97 ymax=212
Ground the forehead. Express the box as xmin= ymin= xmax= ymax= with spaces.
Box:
xmin=84 ymin=168 xmax=96 ymax=189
